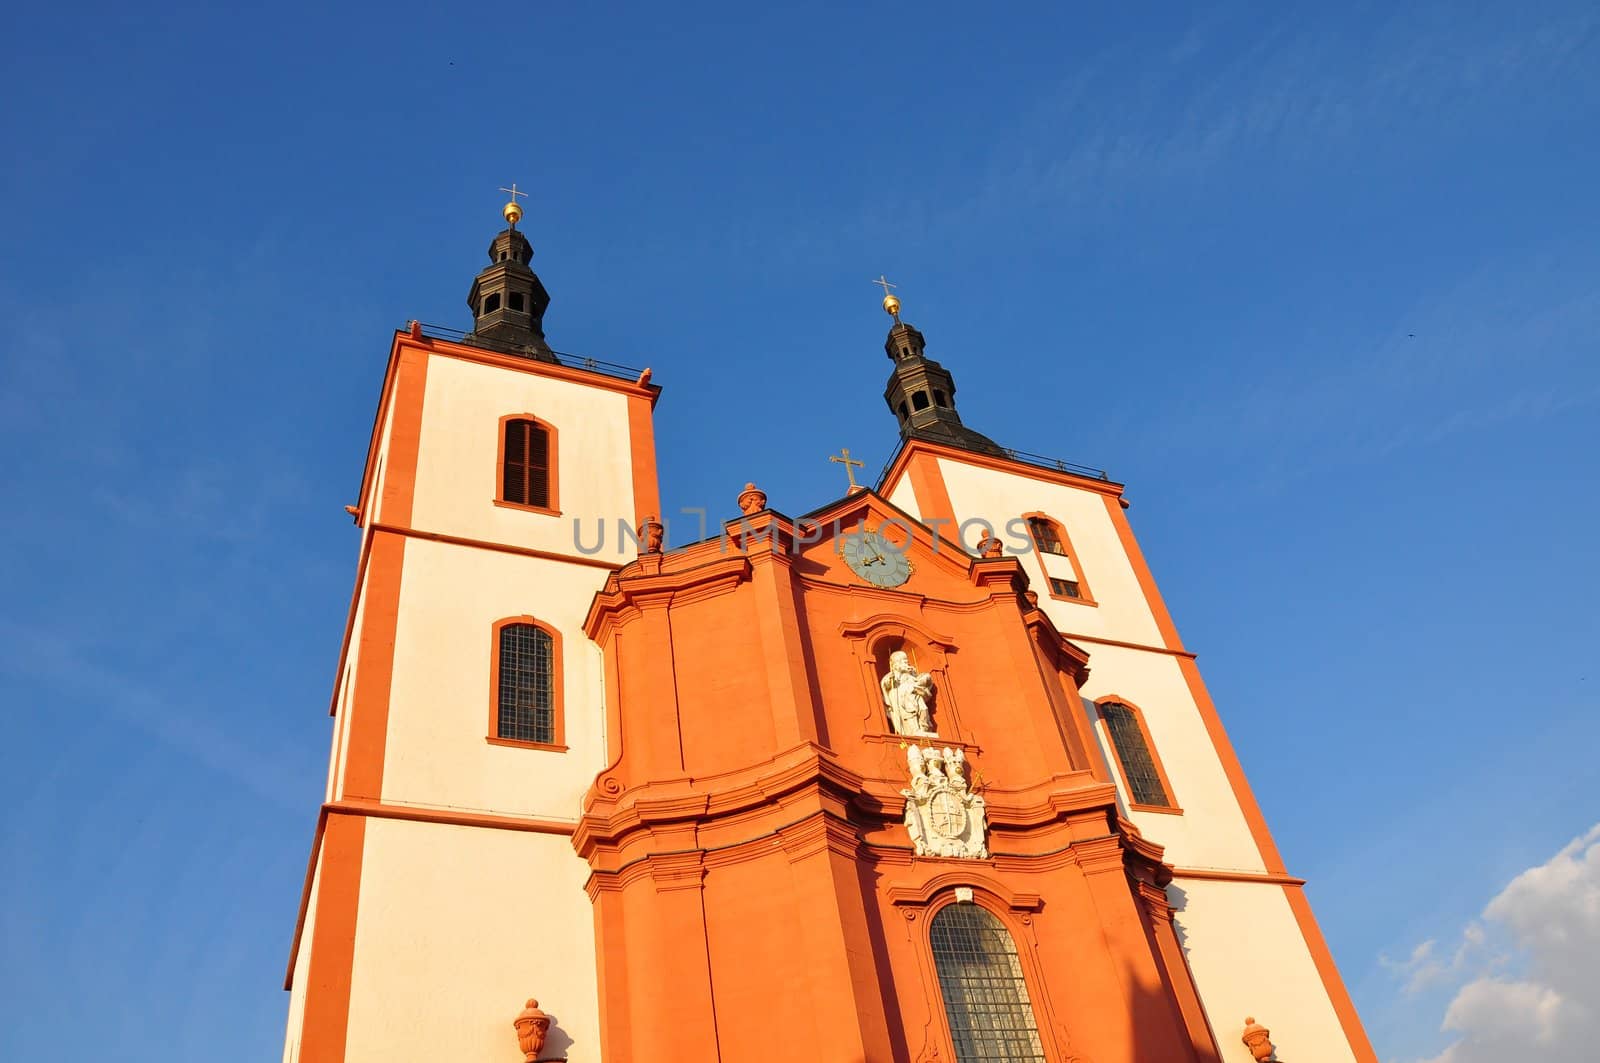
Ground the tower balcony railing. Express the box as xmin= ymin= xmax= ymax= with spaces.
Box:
xmin=876 ymin=444 xmax=1112 ymax=488
xmin=413 ymin=322 xmax=647 ymax=383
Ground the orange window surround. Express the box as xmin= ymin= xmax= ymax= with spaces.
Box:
xmin=1022 ymin=512 xmax=1096 ymax=605
xmin=929 ymin=902 xmax=1049 ymax=1061
xmin=1095 ymin=696 xmax=1180 ymax=814
xmin=496 ymin=414 xmax=560 ymax=515
xmin=488 ymin=617 xmax=566 ymax=751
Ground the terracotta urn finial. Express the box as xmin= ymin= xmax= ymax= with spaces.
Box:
xmin=1241 ymin=1016 xmax=1273 ymax=1062
xmin=975 ymin=529 xmax=1003 ymax=558
xmin=514 ymin=998 xmax=551 ymax=1062
xmin=640 ymin=515 xmax=664 ymax=554
xmin=737 ymin=482 xmax=767 ymax=515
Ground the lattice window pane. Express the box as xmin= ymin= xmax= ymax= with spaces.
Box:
xmin=1027 ymin=517 xmax=1066 ymax=556
xmin=498 ymin=623 xmax=554 ymax=744
xmin=1100 ymin=702 xmax=1170 ymax=807
xmin=930 ymin=905 xmax=1047 ymax=1063
xmin=1047 ymin=578 xmax=1082 ymax=599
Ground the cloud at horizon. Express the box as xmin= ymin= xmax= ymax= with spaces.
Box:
xmin=1388 ymin=824 xmax=1600 ymax=1062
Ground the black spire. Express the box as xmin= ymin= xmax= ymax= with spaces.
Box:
xmin=876 ymin=281 xmax=1003 ymax=456
xmin=465 ymin=194 xmax=555 ymax=362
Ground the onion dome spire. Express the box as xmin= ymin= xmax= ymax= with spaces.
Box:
xmin=465 ymin=184 xmax=556 ymax=362
xmin=875 ymin=277 xmax=1003 ymax=456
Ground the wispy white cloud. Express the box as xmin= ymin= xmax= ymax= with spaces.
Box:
xmin=1392 ymin=824 xmax=1600 ymax=1062
xmin=0 ymin=619 xmax=314 ymax=810
xmin=881 ymin=5 xmax=1600 ymax=244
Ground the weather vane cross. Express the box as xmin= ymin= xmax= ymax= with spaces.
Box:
xmin=829 ymin=447 xmax=865 ymax=491
xmin=872 ymin=274 xmax=897 ymax=297
xmin=499 ymin=183 xmax=528 ymax=205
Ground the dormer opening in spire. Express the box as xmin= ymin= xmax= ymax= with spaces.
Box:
xmin=873 ymin=279 xmax=1004 ymax=456
xmin=465 ymin=188 xmax=556 ymax=363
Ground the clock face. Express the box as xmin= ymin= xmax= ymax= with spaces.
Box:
xmin=842 ymin=528 xmax=913 ymax=588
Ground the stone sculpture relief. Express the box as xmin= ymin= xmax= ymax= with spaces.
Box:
xmin=902 ymin=744 xmax=989 ymax=859
xmin=880 ymin=650 xmax=937 ymax=737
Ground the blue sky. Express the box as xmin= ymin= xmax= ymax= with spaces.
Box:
xmin=2 ymin=2 xmax=1597 ymax=1060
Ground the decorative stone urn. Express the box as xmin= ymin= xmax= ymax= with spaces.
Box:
xmin=640 ymin=516 xmax=664 ymax=554
xmin=1241 ymin=1016 xmax=1273 ymax=1062
xmin=737 ymin=482 xmax=767 ymax=515
xmin=514 ymin=998 xmax=551 ymax=1062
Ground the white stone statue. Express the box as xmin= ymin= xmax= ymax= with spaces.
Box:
xmin=900 ymin=742 xmax=989 ymax=860
xmin=880 ymin=651 xmax=937 ymax=737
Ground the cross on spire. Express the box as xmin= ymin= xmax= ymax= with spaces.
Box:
xmin=829 ymin=447 xmax=865 ymax=491
xmin=873 ymin=275 xmax=902 ymax=320
xmin=499 ymin=183 xmax=528 ymax=204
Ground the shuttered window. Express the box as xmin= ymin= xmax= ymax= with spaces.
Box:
xmin=1099 ymin=701 xmax=1171 ymax=808
xmin=931 ymin=905 xmax=1047 ymax=1063
xmin=497 ymin=623 xmax=555 ymax=744
xmin=502 ymin=418 xmax=551 ymax=509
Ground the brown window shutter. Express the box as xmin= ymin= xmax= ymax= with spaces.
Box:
xmin=502 ymin=420 xmax=528 ymax=504
xmin=527 ymin=424 xmax=550 ymax=508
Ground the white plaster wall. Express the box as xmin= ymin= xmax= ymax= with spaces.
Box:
xmin=1173 ymin=879 xmax=1357 ymax=1063
xmin=886 ymin=476 xmax=920 ymax=521
xmin=934 ymin=458 xmax=1165 ymax=647
xmin=1075 ymin=643 xmax=1263 ymax=873
xmin=378 ymin=537 xmax=609 ymax=819
xmin=281 ymin=853 xmax=322 ymax=1063
xmin=343 ymin=818 xmax=600 ymax=1063
xmin=411 ymin=355 xmax=639 ymax=562
xmin=910 ymin=454 xmax=1360 ymax=1059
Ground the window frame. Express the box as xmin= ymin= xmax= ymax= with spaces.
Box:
xmin=1094 ymin=695 xmax=1180 ymax=815
xmin=925 ymin=895 xmax=1053 ymax=1063
xmin=494 ymin=413 xmax=561 ymax=516
xmin=1022 ymin=512 xmax=1096 ymax=606
xmin=487 ymin=616 xmax=567 ymax=751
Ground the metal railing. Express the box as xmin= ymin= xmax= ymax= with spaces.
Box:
xmin=876 ymin=443 xmax=1111 ymax=486
xmin=414 ymin=322 xmax=646 ymax=382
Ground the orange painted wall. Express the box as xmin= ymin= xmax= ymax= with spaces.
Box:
xmin=574 ymin=495 xmax=1218 ymax=1062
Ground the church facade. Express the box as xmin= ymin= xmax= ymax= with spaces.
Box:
xmin=280 ymin=201 xmax=1376 ymax=1063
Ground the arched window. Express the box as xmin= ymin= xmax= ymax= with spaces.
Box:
xmin=498 ymin=416 xmax=556 ymax=512
xmin=912 ymin=391 xmax=931 ymax=411
xmin=1097 ymin=699 xmax=1175 ymax=810
xmin=1026 ymin=516 xmax=1065 ymax=555
xmin=1023 ymin=513 xmax=1095 ymax=605
xmin=931 ymin=904 xmax=1047 ymax=1062
xmin=491 ymin=619 xmax=563 ymax=748
xmin=483 ymin=292 xmax=501 ymax=314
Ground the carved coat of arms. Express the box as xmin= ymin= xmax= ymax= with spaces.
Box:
xmin=901 ymin=745 xmax=989 ymax=859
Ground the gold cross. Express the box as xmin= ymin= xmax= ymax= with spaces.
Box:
xmin=829 ymin=447 xmax=865 ymax=490
xmin=872 ymin=274 xmax=897 ymax=297
xmin=499 ymin=183 xmax=528 ymax=204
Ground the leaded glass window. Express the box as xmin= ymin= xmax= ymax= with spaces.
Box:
xmin=1100 ymin=701 xmax=1170 ymax=807
xmin=930 ymin=904 xmax=1047 ymax=1063
xmin=498 ymin=622 xmax=555 ymax=743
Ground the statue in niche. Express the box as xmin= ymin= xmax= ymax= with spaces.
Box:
xmin=880 ymin=650 xmax=937 ymax=737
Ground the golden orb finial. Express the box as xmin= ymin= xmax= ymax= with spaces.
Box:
xmin=872 ymin=274 xmax=901 ymax=320
xmin=499 ymin=183 xmax=528 ymax=228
